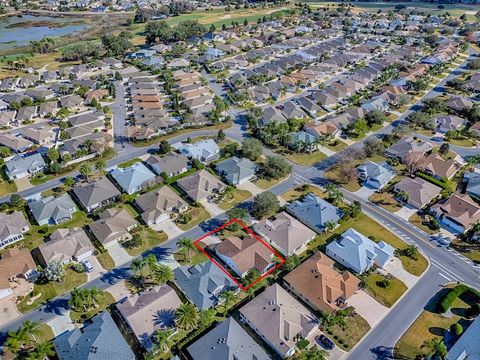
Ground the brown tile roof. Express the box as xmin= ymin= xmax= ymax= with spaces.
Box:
xmin=284 ymin=252 xmax=360 ymax=313
xmin=215 ymin=235 xmax=273 ymax=275
xmin=432 ymin=194 xmax=480 ymax=230
xmin=0 ymin=248 xmax=35 ymax=289
xmin=419 ymin=154 xmax=461 ymax=179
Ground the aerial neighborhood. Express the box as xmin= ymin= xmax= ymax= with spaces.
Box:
xmin=0 ymin=1 xmax=480 ymax=360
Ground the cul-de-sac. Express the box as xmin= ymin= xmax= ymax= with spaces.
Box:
xmin=0 ymin=1 xmax=479 ymax=359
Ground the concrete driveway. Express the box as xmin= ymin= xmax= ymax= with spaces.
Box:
xmin=394 ymin=205 xmax=418 ymax=221
xmin=86 ymin=255 xmax=106 ymax=282
xmin=151 ymin=219 xmax=183 ymax=238
xmin=200 ymin=199 xmax=223 ymax=216
xmin=346 ymin=290 xmax=388 ymax=327
xmin=0 ymin=296 xmax=21 ymax=326
xmin=107 ymin=242 xmax=134 ymax=267
xmin=237 ymin=180 xmax=263 ymax=196
xmin=353 ymin=186 xmax=377 ymax=200
xmin=47 ymin=310 xmax=75 ymax=336
xmin=381 ymin=257 xmax=418 ymax=288
xmin=15 ymin=177 xmax=33 ymax=191
xmin=312 ymin=330 xmax=347 ymax=360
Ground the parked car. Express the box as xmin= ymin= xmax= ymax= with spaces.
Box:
xmin=82 ymin=259 xmax=94 ymax=273
xmin=316 ymin=335 xmax=335 ymax=350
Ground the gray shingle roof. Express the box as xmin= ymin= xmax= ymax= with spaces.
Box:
xmin=215 ymin=156 xmax=257 ymax=185
xmin=54 ymin=311 xmax=135 ymax=360
xmin=29 ymin=194 xmax=77 ymax=225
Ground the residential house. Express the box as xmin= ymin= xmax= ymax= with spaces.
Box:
xmin=0 ymin=211 xmax=30 ymax=249
xmin=287 ymin=193 xmax=342 ymax=232
xmin=446 ymin=96 xmax=473 ymax=113
xmin=187 ymin=317 xmax=271 ymax=360
xmin=145 ymin=152 xmax=189 ymax=177
xmin=361 ymin=96 xmax=389 ymax=113
xmin=135 ymin=186 xmax=188 ymax=225
xmin=283 ymin=252 xmax=360 ymax=313
xmin=116 ymin=285 xmax=182 ymax=350
xmin=214 ymin=235 xmax=274 ymax=278
xmin=260 ymin=107 xmax=286 ymax=126
xmin=29 ymin=194 xmax=77 ymax=226
xmin=0 ymin=134 xmax=33 ymax=153
xmin=177 ymin=139 xmax=220 ymax=163
xmin=393 ymin=177 xmax=442 ymax=209
xmin=72 ymin=176 xmax=121 ymax=213
xmin=88 ymin=208 xmax=137 ymax=248
xmin=39 ymin=228 xmax=94 ymax=264
xmin=434 ymin=114 xmax=467 ymax=134
xmin=0 ymin=248 xmax=36 ymax=300
xmin=464 ymin=171 xmax=480 ymax=199
xmin=253 ymin=212 xmax=316 ymax=256
xmin=239 ymin=284 xmax=318 ymax=358
xmin=304 ymin=121 xmax=340 ymax=138
xmin=282 ymin=101 xmax=307 ymax=120
xmin=287 ymin=131 xmax=318 ymax=152
xmin=431 ymin=194 xmax=480 ymax=233
xmin=386 ymin=137 xmax=432 ymax=163
xmin=177 ymin=170 xmax=227 ymax=202
xmin=215 ymin=156 xmax=257 ymax=185
xmin=5 ymin=153 xmax=46 ymax=180
xmin=446 ymin=315 xmax=480 ymax=360
xmin=419 ymin=154 xmax=461 ymax=180
xmin=326 ymin=228 xmax=394 ymax=273
xmin=54 ymin=312 xmax=135 ymax=360
xmin=21 ymin=126 xmax=56 ymax=145
xmin=357 ymin=161 xmax=396 ymax=189
xmin=0 ymin=111 xmax=16 ymax=127
xmin=173 ymin=261 xmax=237 ymax=310
xmin=109 ymin=162 xmax=157 ymax=195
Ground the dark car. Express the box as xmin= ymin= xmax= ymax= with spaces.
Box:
xmin=317 ymin=335 xmax=335 ymax=350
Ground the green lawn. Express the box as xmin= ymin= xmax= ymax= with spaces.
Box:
xmin=173 ymin=249 xmax=209 ymax=266
xmin=254 ymin=174 xmax=289 ymax=190
xmin=33 ymin=323 xmax=54 ymax=343
xmin=325 ymin=313 xmax=371 ymax=351
xmin=124 ymin=227 xmax=168 ymax=257
xmin=324 ymin=139 xmax=348 ymax=152
xmin=447 ymin=138 xmax=477 ymax=147
xmin=30 ymin=172 xmax=56 ymax=186
xmin=0 ymin=164 xmax=17 ymax=196
xmin=307 ymin=213 xmax=428 ymax=276
xmin=218 ymin=188 xmax=252 ymax=210
xmin=364 ymin=273 xmax=408 ymax=308
xmin=369 ymin=192 xmax=403 ymax=213
xmin=450 ymin=240 xmax=480 ymax=264
xmin=22 ymin=211 xmax=92 ymax=251
xmin=117 ymin=158 xmax=142 ymax=168
xmin=395 ymin=287 xmax=473 ymax=359
xmin=17 ymin=270 xmax=88 ymax=313
xmin=324 ymin=166 xmax=361 ymax=192
xmin=284 ymin=150 xmax=327 ymax=166
xmin=409 ymin=213 xmax=438 ymax=235
xmin=96 ymin=252 xmax=116 ymax=270
xmin=281 ymin=184 xmax=326 ymax=202
xmin=70 ymin=291 xmax=116 ymax=322
xmin=176 ymin=205 xmax=211 ymax=231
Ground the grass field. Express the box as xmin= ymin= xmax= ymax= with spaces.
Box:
xmin=96 ymin=252 xmax=116 ymax=270
xmin=364 ymin=272 xmax=408 ymax=308
xmin=281 ymin=184 xmax=326 ymax=202
xmin=218 ymin=188 xmax=252 ymax=210
xmin=254 ymin=174 xmax=289 ymax=190
xmin=369 ymin=192 xmax=403 ymax=213
xmin=326 ymin=313 xmax=371 ymax=351
xmin=69 ymin=291 xmax=116 ymax=322
xmin=395 ymin=287 xmax=474 ymax=359
xmin=17 ymin=269 xmax=87 ymax=313
xmin=124 ymin=227 xmax=168 ymax=257
xmin=284 ymin=150 xmax=327 ymax=166
xmin=0 ymin=165 xmax=17 ymax=196
xmin=176 ymin=205 xmax=211 ymax=231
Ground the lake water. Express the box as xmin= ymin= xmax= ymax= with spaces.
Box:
xmin=0 ymin=15 xmax=89 ymax=51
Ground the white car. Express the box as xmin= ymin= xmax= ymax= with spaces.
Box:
xmin=82 ymin=259 xmax=94 ymax=273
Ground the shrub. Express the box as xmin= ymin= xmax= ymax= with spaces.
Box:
xmin=450 ymin=323 xmax=463 ymax=336
xmin=439 ymin=284 xmax=480 ymax=313
xmin=377 ymin=279 xmax=390 ymax=289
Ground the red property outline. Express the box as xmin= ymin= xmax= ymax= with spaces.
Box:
xmin=193 ymin=218 xmax=286 ymax=291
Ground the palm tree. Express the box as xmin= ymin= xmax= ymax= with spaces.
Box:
xmin=79 ymin=164 xmax=91 ymax=181
xmin=219 ymin=290 xmax=236 ymax=312
xmin=95 ymin=160 xmax=106 ymax=172
xmin=27 ymin=341 xmax=55 ymax=360
xmin=422 ymin=338 xmax=447 ymax=359
xmin=323 ymin=221 xmax=336 ymax=234
xmin=153 ymin=329 xmax=173 ymax=352
xmin=143 ymin=254 xmax=157 ymax=277
xmin=398 ymin=190 xmax=409 ymax=205
xmin=130 ymin=258 xmax=145 ymax=276
xmin=175 ymin=303 xmax=199 ymax=331
xmin=322 ymin=313 xmax=336 ymax=329
xmin=199 ymin=308 xmax=216 ymax=328
xmin=152 ymin=264 xmax=174 ymax=285
xmin=177 ymin=238 xmax=195 ymax=263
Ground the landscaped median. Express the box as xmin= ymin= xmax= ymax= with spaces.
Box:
xmin=395 ymin=284 xmax=480 ymax=359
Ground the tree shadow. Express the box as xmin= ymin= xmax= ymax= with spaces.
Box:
xmin=428 ymin=326 xmax=446 ymax=337
xmin=144 ymin=246 xmax=171 ymax=262
xmin=152 ymin=308 xmax=176 ymax=328
xmin=369 ymin=345 xmax=396 ymax=359
xmin=99 ymin=266 xmax=130 ymax=285
xmin=424 ymin=287 xmax=451 ymax=313
xmin=42 ymin=298 xmax=69 ymax=315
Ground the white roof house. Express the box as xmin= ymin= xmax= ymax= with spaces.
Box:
xmin=5 ymin=153 xmax=46 ymax=180
xmin=177 ymin=139 xmax=220 ymax=163
xmin=326 ymin=228 xmax=394 ymax=273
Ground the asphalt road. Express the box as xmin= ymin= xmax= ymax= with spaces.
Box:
xmin=1 ymin=48 xmax=479 ymax=359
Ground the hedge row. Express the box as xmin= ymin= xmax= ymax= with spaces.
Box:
xmin=416 ymin=172 xmax=450 ymax=190
xmin=439 ymin=284 xmax=480 ymax=313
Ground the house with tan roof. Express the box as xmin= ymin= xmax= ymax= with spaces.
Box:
xmin=239 ymin=284 xmax=319 ymax=358
xmin=72 ymin=176 xmax=121 ymax=213
xmin=386 ymin=137 xmax=432 ymax=163
xmin=419 ymin=154 xmax=461 ymax=180
xmin=393 ymin=177 xmax=442 ymax=209
xmin=431 ymin=194 xmax=480 ymax=233
xmin=135 ymin=186 xmax=188 ymax=225
xmin=283 ymin=252 xmax=360 ymax=313
xmin=253 ymin=212 xmax=316 ymax=256
xmin=176 ymin=170 xmax=226 ymax=202
xmin=88 ymin=208 xmax=137 ymax=248
xmin=0 ymin=248 xmax=36 ymax=300
xmin=213 ymin=235 xmax=275 ymax=278
xmin=21 ymin=125 xmax=56 ymax=145
xmin=0 ymin=134 xmax=33 ymax=153
xmin=38 ymin=228 xmax=94 ymax=265
xmin=144 ymin=152 xmax=189 ymax=177
xmin=116 ymin=285 xmax=182 ymax=350
xmin=0 ymin=211 xmax=30 ymax=249
xmin=304 ymin=121 xmax=340 ymax=138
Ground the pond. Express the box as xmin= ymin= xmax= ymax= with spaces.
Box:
xmin=0 ymin=14 xmax=89 ymax=51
